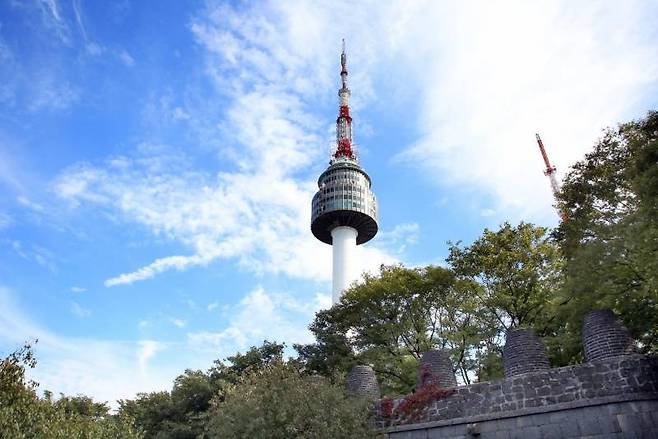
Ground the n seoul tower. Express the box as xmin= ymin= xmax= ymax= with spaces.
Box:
xmin=311 ymin=42 xmax=379 ymax=305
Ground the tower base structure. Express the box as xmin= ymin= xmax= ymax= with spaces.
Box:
xmin=331 ymin=226 xmax=358 ymax=304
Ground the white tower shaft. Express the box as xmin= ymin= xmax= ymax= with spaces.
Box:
xmin=331 ymin=226 xmax=358 ymax=304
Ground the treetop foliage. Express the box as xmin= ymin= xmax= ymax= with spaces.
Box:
xmin=296 ymin=221 xmax=563 ymax=395
xmin=1 ymin=341 xmax=142 ymax=439
xmin=556 ymin=110 xmax=658 ymax=353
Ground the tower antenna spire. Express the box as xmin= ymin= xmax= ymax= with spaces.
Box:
xmin=334 ymin=40 xmax=354 ymax=161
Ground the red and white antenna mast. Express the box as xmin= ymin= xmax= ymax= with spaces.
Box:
xmin=333 ymin=39 xmax=355 ymax=162
xmin=535 ymin=133 xmax=564 ymax=219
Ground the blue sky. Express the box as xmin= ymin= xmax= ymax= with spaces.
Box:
xmin=1 ymin=0 xmax=657 ymax=404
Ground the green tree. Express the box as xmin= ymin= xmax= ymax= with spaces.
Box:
xmin=447 ymin=222 xmax=563 ymax=331
xmin=118 ymin=340 xmax=286 ymax=438
xmin=118 ymin=391 xmax=176 ymax=439
xmin=297 ymin=265 xmax=487 ymax=394
xmin=54 ymin=395 xmax=110 ymax=419
xmin=208 ymin=340 xmax=284 ymax=391
xmin=447 ymin=222 xmax=565 ymax=368
xmin=1 ymin=342 xmax=142 ymax=439
xmin=556 ymin=110 xmax=658 ymax=353
xmin=206 ymin=360 xmax=376 ymax=439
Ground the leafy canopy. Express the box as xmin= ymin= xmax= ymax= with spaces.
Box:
xmin=556 ymin=110 xmax=658 ymax=352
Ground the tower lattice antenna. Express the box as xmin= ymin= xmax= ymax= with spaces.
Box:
xmin=535 ymin=133 xmax=565 ymax=220
xmin=333 ymin=39 xmax=355 ymax=162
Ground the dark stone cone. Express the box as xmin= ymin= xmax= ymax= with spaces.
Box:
xmin=417 ymin=350 xmax=457 ymax=388
xmin=582 ymin=309 xmax=635 ymax=362
xmin=503 ymin=328 xmax=550 ymax=377
xmin=346 ymin=365 xmax=380 ymax=399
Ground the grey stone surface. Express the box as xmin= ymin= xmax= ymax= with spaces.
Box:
xmin=418 ymin=350 xmax=458 ymax=389
xmin=378 ymin=309 xmax=656 ymax=438
xmin=380 ymin=355 xmax=658 ymax=430
xmin=385 ymin=400 xmax=658 ymax=438
xmin=582 ymin=309 xmax=635 ymax=362
xmin=503 ymin=329 xmax=550 ymax=378
xmin=346 ymin=364 xmax=380 ymax=399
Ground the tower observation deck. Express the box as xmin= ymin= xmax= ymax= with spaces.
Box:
xmin=311 ymin=42 xmax=379 ymax=304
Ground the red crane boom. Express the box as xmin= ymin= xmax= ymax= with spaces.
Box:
xmin=535 ymin=133 xmax=564 ymax=219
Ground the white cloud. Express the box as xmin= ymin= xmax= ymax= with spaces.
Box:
xmin=386 ymin=1 xmax=658 ymax=221
xmin=376 ymin=223 xmax=420 ymax=254
xmin=105 ymin=254 xmax=207 ymax=287
xmin=52 ymin=1 xmax=404 ymax=287
xmin=480 ymin=209 xmax=496 ymax=218
xmin=0 ymin=212 xmax=11 ymax=229
xmin=70 ymin=301 xmax=90 ymax=318
xmin=85 ymin=42 xmax=104 ymax=56
xmin=35 ymin=0 xmax=71 ymax=44
xmin=17 ymin=195 xmax=45 ymax=212
xmin=137 ymin=340 xmax=164 ymax=374
xmin=170 ymin=318 xmax=186 ymax=328
xmin=32 ymin=245 xmax=57 ymax=273
xmin=70 ymin=286 xmax=86 ymax=293
xmin=0 ymin=286 xmax=176 ymax=407
xmin=54 ymin=1 xmax=657 ymax=287
xmin=187 ymin=286 xmax=327 ymax=355
xmin=118 ymin=50 xmax=135 ymax=67
xmin=172 ymin=107 xmax=190 ymax=120
xmin=10 ymin=241 xmax=57 ymax=273
xmin=206 ymin=301 xmax=219 ymax=311
xmin=29 ymin=79 xmax=80 ymax=112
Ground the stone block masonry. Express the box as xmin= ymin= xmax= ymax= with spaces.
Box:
xmin=382 ymin=355 xmax=658 ymax=438
xmin=503 ymin=329 xmax=550 ymax=378
xmin=384 ymin=399 xmax=658 ymax=439
xmin=374 ymin=310 xmax=658 ymax=438
xmin=418 ymin=350 xmax=458 ymax=389
xmin=346 ymin=364 xmax=380 ymax=399
xmin=582 ymin=309 xmax=635 ymax=362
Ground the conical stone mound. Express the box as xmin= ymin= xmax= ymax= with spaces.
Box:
xmin=503 ymin=328 xmax=550 ymax=377
xmin=346 ymin=365 xmax=380 ymax=399
xmin=417 ymin=350 xmax=457 ymax=388
xmin=582 ymin=309 xmax=635 ymax=362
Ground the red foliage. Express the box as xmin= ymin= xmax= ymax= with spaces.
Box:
xmin=379 ymin=365 xmax=456 ymax=423
xmin=394 ymin=383 xmax=455 ymax=422
xmin=419 ymin=363 xmax=433 ymax=387
xmin=380 ymin=398 xmax=393 ymax=417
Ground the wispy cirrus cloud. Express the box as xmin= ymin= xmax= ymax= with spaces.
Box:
xmin=70 ymin=301 xmax=91 ymax=318
xmin=187 ymin=286 xmax=329 ymax=355
xmin=386 ymin=0 xmax=658 ymax=221
xmin=52 ymin=1 xmax=415 ymax=288
xmin=0 ymin=286 xmax=176 ymax=407
xmin=54 ymin=148 xmax=402 ymax=287
xmin=0 ymin=212 xmax=11 ymax=229
xmin=28 ymin=78 xmax=80 ymax=112
xmin=35 ymin=0 xmax=71 ymax=44
xmin=52 ymin=0 xmax=657 ymax=288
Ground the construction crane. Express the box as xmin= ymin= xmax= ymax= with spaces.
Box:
xmin=535 ymin=133 xmax=564 ymax=219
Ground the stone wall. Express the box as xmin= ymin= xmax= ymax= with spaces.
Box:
xmin=385 ymin=398 xmax=658 ymax=439
xmin=372 ymin=310 xmax=658 ymax=438
xmin=381 ymin=355 xmax=658 ymax=437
